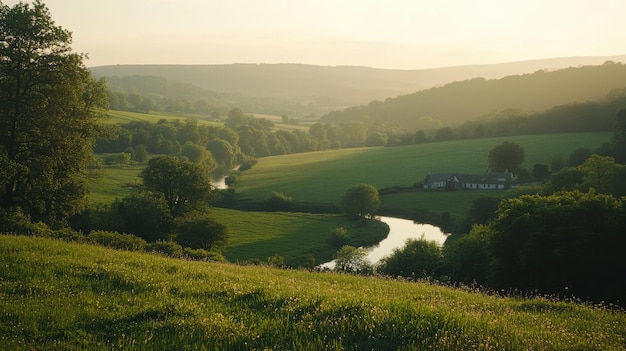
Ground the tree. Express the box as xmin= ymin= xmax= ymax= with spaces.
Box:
xmin=0 ymin=1 xmax=108 ymax=226
xmin=612 ymin=109 xmax=626 ymax=164
xmin=577 ymin=154 xmax=616 ymax=193
xmin=334 ymin=245 xmax=372 ymax=274
xmin=488 ymin=191 xmax=626 ymax=304
xmin=341 ymin=183 xmax=380 ymax=219
xmin=488 ymin=141 xmax=524 ymax=173
xmin=174 ymin=213 xmax=228 ymax=251
xmin=377 ymin=239 xmax=443 ymax=279
xmin=140 ymin=156 xmax=214 ymax=217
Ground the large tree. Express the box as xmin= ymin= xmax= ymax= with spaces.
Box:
xmin=488 ymin=141 xmax=524 ymax=173
xmin=0 ymin=1 xmax=108 ymax=225
xmin=140 ymin=156 xmax=214 ymax=217
xmin=341 ymin=183 xmax=380 ymax=219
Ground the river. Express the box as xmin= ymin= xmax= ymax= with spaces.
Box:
xmin=319 ymin=216 xmax=449 ymax=269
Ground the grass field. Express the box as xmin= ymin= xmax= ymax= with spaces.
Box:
xmin=87 ymin=163 xmax=144 ymax=204
xmin=214 ymin=208 xmax=388 ymax=266
xmin=106 ymin=110 xmax=222 ymax=126
xmin=233 ymin=132 xmax=611 ymax=212
xmin=1 ymin=235 xmax=624 ymax=350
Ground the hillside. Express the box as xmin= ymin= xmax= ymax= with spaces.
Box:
xmin=90 ymin=55 xmax=626 ymax=115
xmin=1 ymin=235 xmax=624 ymax=350
xmin=323 ymin=62 xmax=626 ymax=129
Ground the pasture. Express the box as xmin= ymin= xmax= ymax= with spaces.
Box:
xmin=1 ymin=235 xmax=624 ymax=350
xmin=233 ymin=132 xmax=611 ymax=207
xmin=106 ymin=110 xmax=222 ymax=125
xmin=214 ymin=208 xmax=388 ymax=266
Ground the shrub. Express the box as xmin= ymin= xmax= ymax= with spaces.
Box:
xmin=174 ymin=214 xmax=229 ymax=251
xmin=377 ymin=239 xmax=443 ymax=279
xmin=88 ymin=230 xmax=147 ymax=251
xmin=52 ymin=228 xmax=84 ymax=242
xmin=146 ymin=240 xmax=183 ymax=258
xmin=329 ymin=227 xmax=349 ymax=247
xmin=0 ymin=208 xmax=52 ymax=237
xmin=267 ymin=254 xmax=285 ymax=267
xmin=239 ymin=159 xmax=258 ymax=171
xmin=263 ymin=191 xmax=293 ymax=212
xmin=183 ymin=247 xmax=226 ymax=262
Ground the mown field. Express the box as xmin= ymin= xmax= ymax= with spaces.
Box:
xmin=1 ymin=235 xmax=624 ymax=351
xmin=233 ymin=132 xmax=611 ymax=214
xmin=214 ymin=208 xmax=388 ymax=267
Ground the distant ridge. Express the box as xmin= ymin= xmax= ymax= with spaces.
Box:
xmin=90 ymin=55 xmax=626 ymax=108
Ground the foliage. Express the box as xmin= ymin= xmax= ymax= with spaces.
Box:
xmin=488 ymin=190 xmax=626 ymax=304
xmin=443 ymin=224 xmax=492 ymax=285
xmin=329 ymin=227 xmax=350 ymax=247
xmin=341 ymin=183 xmax=380 ymax=219
xmin=334 ymin=245 xmax=373 ymax=274
xmin=173 ymin=213 xmax=228 ymax=251
xmin=612 ymin=109 xmax=626 ymax=163
xmin=263 ymin=191 xmax=293 ymax=212
xmin=0 ymin=1 xmax=108 ymax=226
xmin=567 ymin=147 xmax=593 ymax=167
xmin=183 ymin=247 xmax=226 ymax=262
xmin=146 ymin=240 xmax=184 ymax=258
xmin=109 ymin=191 xmax=172 ymax=242
xmin=577 ymin=154 xmax=616 ymax=193
xmin=377 ymin=239 xmax=444 ymax=279
xmin=141 ymin=156 xmax=214 ymax=217
xmin=87 ymin=230 xmax=147 ymax=251
xmin=488 ymin=141 xmax=525 ymax=173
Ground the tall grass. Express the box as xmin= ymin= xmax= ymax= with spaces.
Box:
xmin=1 ymin=235 xmax=624 ymax=350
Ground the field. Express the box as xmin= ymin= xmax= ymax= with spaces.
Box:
xmin=214 ymin=208 xmax=388 ymax=266
xmin=233 ymin=132 xmax=611 ymax=214
xmin=1 ymin=235 xmax=624 ymax=350
xmin=106 ymin=110 xmax=222 ymax=125
xmin=87 ymin=163 xmax=144 ymax=204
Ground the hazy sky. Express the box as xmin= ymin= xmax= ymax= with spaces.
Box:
xmin=6 ymin=0 xmax=626 ymax=69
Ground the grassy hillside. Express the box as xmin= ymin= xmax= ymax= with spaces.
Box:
xmin=233 ymin=133 xmax=611 ymax=209
xmin=1 ymin=235 xmax=624 ymax=350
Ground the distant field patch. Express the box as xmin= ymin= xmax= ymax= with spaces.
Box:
xmin=106 ymin=110 xmax=222 ymax=125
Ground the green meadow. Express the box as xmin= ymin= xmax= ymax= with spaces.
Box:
xmin=214 ymin=208 xmax=388 ymax=266
xmin=233 ymin=132 xmax=610 ymax=210
xmin=1 ymin=235 xmax=624 ymax=351
xmin=106 ymin=110 xmax=222 ymax=125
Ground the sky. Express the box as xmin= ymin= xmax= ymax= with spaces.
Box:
xmin=5 ymin=0 xmax=626 ymax=69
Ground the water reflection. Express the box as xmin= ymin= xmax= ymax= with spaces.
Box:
xmin=320 ymin=216 xmax=449 ymax=269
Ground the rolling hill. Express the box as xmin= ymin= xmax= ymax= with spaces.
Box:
xmin=90 ymin=55 xmax=626 ymax=115
xmin=323 ymin=62 xmax=626 ymax=129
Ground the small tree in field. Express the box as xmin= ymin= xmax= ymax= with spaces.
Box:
xmin=341 ymin=183 xmax=380 ymax=219
xmin=488 ymin=141 xmax=524 ymax=173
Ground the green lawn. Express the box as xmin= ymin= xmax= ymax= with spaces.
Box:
xmin=233 ymin=133 xmax=610 ymax=206
xmin=1 ymin=235 xmax=624 ymax=350
xmin=214 ymin=208 xmax=388 ymax=266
